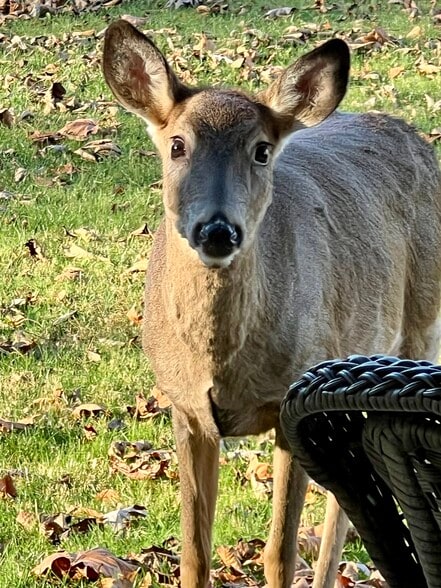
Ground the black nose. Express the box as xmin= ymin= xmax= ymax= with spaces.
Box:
xmin=193 ymin=214 xmax=242 ymax=258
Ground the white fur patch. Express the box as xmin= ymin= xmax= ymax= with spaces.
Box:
xmin=198 ymin=250 xmax=239 ymax=269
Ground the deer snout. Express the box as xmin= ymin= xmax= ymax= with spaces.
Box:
xmin=193 ymin=214 xmax=243 ymax=260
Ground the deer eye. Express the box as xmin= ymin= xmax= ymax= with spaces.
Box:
xmin=171 ymin=136 xmax=186 ymax=159
xmin=254 ymin=143 xmax=271 ymax=166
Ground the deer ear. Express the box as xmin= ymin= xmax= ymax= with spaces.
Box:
xmin=103 ymin=20 xmax=191 ymax=128
xmin=258 ymin=39 xmax=350 ymax=134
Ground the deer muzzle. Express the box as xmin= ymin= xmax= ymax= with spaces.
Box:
xmin=193 ymin=214 xmax=243 ymax=260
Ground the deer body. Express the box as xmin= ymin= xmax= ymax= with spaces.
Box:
xmin=103 ymin=22 xmax=441 ymax=588
xmin=145 ymin=111 xmax=441 ymax=435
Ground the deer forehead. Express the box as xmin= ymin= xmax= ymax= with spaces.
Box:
xmin=169 ymin=90 xmax=275 ymax=141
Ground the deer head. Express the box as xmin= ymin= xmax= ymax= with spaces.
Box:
xmin=103 ymin=21 xmax=349 ymax=268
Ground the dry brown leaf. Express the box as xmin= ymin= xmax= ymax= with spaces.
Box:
xmin=109 ymin=441 xmax=176 ymax=481
xmin=362 ymin=27 xmax=395 ymax=45
xmin=73 ymin=147 xmax=97 ymax=162
xmin=32 ymin=550 xmax=72 ymax=578
xmin=125 ymin=258 xmax=149 ymax=274
xmin=406 ymin=25 xmax=421 ymax=38
xmin=388 ymin=66 xmax=405 ymax=79
xmin=130 ymin=223 xmax=153 ymax=238
xmin=83 ymin=423 xmax=98 ymax=440
xmin=71 ymin=403 xmax=105 ymax=419
xmin=64 ymin=243 xmax=108 ymax=261
xmin=56 ymin=266 xmax=84 ymax=281
xmin=127 ymin=391 xmax=170 ymax=420
xmin=152 ymin=387 xmax=172 ymax=409
xmin=102 ymin=505 xmax=147 ymax=533
xmin=297 ymin=524 xmax=323 ymax=558
xmin=0 ymin=331 xmax=36 ymax=354
xmin=0 ymin=107 xmax=14 ymax=127
xmin=418 ymin=60 xmax=441 ymax=75
xmin=126 ymin=304 xmax=143 ymax=326
xmin=216 ymin=545 xmax=243 ymax=572
xmin=40 ymin=511 xmax=99 ymax=544
xmin=100 ymin=578 xmax=134 ymax=588
xmin=0 ymin=473 xmax=17 ymax=498
xmin=0 ymin=417 xmax=34 ymax=432
xmin=33 ymin=548 xmax=139 ymax=581
xmin=265 ymin=7 xmax=296 ymax=18
xmin=29 ymin=129 xmax=62 ymax=146
xmin=96 ymin=488 xmax=121 ymax=504
xmin=77 ymin=138 xmax=122 ymax=160
xmin=71 ymin=547 xmax=139 ymax=581
xmin=17 ymin=510 xmax=37 ymax=530
xmin=58 ymin=118 xmax=100 ymax=140
xmin=87 ymin=350 xmax=102 ymax=363
xmin=24 ymin=238 xmax=46 ymax=261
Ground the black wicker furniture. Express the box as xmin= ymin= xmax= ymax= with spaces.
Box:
xmin=281 ymin=354 xmax=441 ymax=588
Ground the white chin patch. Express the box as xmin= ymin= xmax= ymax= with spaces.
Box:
xmin=199 ymin=250 xmax=237 ymax=269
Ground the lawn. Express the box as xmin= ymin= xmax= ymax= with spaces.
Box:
xmin=0 ymin=0 xmax=440 ymax=586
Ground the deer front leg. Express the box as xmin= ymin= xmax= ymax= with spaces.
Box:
xmin=265 ymin=426 xmax=309 ymax=588
xmin=173 ymin=409 xmax=220 ymax=588
xmin=312 ymin=492 xmax=349 ymax=588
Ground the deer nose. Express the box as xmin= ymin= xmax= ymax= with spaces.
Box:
xmin=193 ymin=214 xmax=242 ymax=258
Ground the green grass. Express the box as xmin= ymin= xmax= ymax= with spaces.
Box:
xmin=1 ymin=0 xmax=440 ymax=585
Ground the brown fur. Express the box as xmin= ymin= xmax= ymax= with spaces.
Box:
xmin=103 ymin=20 xmax=441 ymax=588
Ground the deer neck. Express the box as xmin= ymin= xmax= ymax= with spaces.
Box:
xmin=163 ymin=219 xmax=265 ymax=365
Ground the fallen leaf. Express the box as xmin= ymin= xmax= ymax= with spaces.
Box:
xmin=126 ymin=304 xmax=143 ymax=326
xmin=55 ymin=266 xmax=85 ymax=281
xmin=0 ymin=107 xmax=14 ymax=127
xmin=127 ymin=391 xmax=171 ymax=420
xmin=33 ymin=547 xmax=139 ymax=581
xmin=0 ymin=417 xmax=34 ymax=433
xmin=96 ymin=488 xmax=121 ymax=505
xmin=246 ymin=455 xmax=273 ymax=498
xmin=130 ymin=223 xmax=153 ymax=237
xmin=24 ymin=238 xmax=46 ymax=261
xmin=58 ymin=118 xmax=100 ymax=140
xmin=83 ymin=423 xmax=98 ymax=440
xmin=406 ymin=25 xmax=421 ymax=38
xmin=109 ymin=441 xmax=176 ymax=481
xmin=29 ymin=129 xmax=62 ymax=146
xmin=71 ymin=403 xmax=105 ymax=419
xmin=418 ymin=60 xmax=441 ymax=75
xmin=102 ymin=505 xmax=147 ymax=533
xmin=53 ymin=310 xmax=78 ymax=326
xmin=64 ymin=243 xmax=108 ymax=262
xmin=0 ymin=332 xmax=36 ymax=354
xmin=100 ymin=578 xmax=134 ymax=588
xmin=17 ymin=510 xmax=37 ymax=530
xmin=87 ymin=350 xmax=102 ymax=363
xmin=125 ymin=258 xmax=149 ymax=274
xmin=0 ymin=473 xmax=17 ymax=498
xmin=388 ymin=65 xmax=404 ymax=79
xmin=265 ymin=7 xmax=296 ymax=18
xmin=70 ymin=548 xmax=139 ymax=581
xmin=75 ymin=138 xmax=121 ymax=160
xmin=32 ymin=550 xmax=72 ymax=578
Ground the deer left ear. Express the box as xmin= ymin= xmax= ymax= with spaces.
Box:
xmin=258 ymin=39 xmax=350 ymax=134
xmin=103 ymin=20 xmax=192 ymax=128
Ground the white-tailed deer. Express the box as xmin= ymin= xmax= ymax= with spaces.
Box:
xmin=103 ymin=21 xmax=441 ymax=588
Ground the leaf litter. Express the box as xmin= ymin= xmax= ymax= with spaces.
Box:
xmin=3 ymin=2 xmax=439 ymax=587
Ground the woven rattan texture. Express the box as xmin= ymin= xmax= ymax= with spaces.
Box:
xmin=281 ymin=355 xmax=441 ymax=588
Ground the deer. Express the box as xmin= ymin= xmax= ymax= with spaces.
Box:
xmin=102 ymin=20 xmax=441 ymax=588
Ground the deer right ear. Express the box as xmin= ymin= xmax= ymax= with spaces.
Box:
xmin=258 ymin=39 xmax=350 ymax=134
xmin=103 ymin=20 xmax=190 ymax=128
